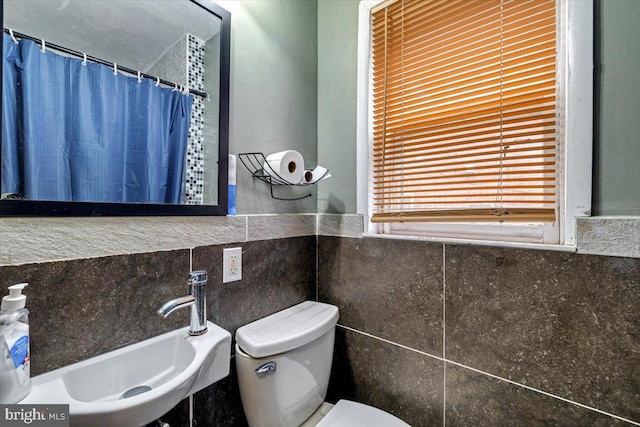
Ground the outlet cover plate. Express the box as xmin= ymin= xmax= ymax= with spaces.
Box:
xmin=223 ymin=247 xmax=242 ymax=283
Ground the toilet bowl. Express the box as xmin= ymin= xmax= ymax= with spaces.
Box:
xmin=235 ymin=301 xmax=410 ymax=427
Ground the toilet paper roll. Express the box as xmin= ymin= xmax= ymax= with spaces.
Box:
xmin=263 ymin=150 xmax=305 ymax=184
xmin=301 ymin=165 xmax=331 ymax=184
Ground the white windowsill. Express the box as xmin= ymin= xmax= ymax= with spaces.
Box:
xmin=362 ymin=232 xmax=578 ymax=253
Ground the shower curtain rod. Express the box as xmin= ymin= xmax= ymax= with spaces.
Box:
xmin=3 ymin=28 xmax=208 ymax=99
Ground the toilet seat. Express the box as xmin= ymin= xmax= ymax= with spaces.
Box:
xmin=315 ymin=400 xmax=411 ymax=427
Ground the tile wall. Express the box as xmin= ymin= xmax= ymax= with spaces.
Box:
xmin=1 ymin=215 xmax=638 ymax=426
xmin=318 ymin=236 xmax=640 ymax=426
xmin=0 ymin=222 xmax=317 ymax=426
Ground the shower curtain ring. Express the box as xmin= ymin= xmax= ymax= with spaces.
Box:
xmin=8 ymin=29 xmax=19 ymax=44
xmin=82 ymin=53 xmax=87 ymax=66
xmin=137 ymin=71 xmax=142 ymax=83
xmin=173 ymin=83 xmax=178 ymax=92
xmin=183 ymin=86 xmax=190 ymax=96
xmin=40 ymin=39 xmax=46 ymax=53
xmin=113 ymin=63 xmax=118 ymax=76
xmin=155 ymin=77 xmax=160 ymax=87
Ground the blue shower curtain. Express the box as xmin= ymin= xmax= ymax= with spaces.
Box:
xmin=1 ymin=33 xmax=192 ymax=204
xmin=2 ymin=34 xmax=21 ymax=197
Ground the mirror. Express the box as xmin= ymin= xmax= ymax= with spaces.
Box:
xmin=0 ymin=0 xmax=229 ymax=215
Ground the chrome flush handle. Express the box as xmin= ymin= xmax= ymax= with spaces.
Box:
xmin=255 ymin=361 xmax=277 ymax=375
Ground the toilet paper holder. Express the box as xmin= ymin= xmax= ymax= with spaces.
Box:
xmin=238 ymin=152 xmax=330 ymax=201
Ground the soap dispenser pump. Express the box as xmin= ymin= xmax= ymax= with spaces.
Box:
xmin=0 ymin=283 xmax=31 ymax=403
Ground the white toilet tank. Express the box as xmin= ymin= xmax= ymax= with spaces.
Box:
xmin=235 ymin=301 xmax=340 ymax=427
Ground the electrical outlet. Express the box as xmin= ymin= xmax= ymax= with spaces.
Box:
xmin=223 ymin=247 xmax=242 ymax=283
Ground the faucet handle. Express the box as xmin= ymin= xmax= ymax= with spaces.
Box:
xmin=189 ymin=270 xmax=207 ymax=286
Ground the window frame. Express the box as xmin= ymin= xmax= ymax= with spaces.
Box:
xmin=356 ymin=0 xmax=593 ymax=247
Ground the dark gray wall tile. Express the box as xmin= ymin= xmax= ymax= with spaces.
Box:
xmin=193 ymin=358 xmax=249 ymax=427
xmin=189 ymin=237 xmax=316 ymax=426
xmin=446 ymin=363 xmax=629 ymax=427
xmin=318 ymin=236 xmax=443 ymax=356
xmin=1 ymin=236 xmax=315 ymax=423
xmin=5 ymin=231 xmax=637 ymax=426
xmin=445 ymin=244 xmax=640 ymax=423
xmin=0 ymin=250 xmax=190 ymax=375
xmin=328 ymin=327 xmax=444 ymax=427
xmin=152 ymin=360 xmax=248 ymax=427
xmin=150 ymin=398 xmax=189 ymax=427
xmin=193 ymin=236 xmax=316 ymax=342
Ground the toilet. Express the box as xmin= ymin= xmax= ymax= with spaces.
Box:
xmin=235 ymin=301 xmax=411 ymax=427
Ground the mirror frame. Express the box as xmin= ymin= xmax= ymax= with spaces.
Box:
xmin=0 ymin=0 xmax=230 ymax=216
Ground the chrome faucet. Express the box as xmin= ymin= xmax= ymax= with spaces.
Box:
xmin=157 ymin=270 xmax=208 ymax=336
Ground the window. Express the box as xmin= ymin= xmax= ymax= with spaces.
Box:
xmin=357 ymin=0 xmax=593 ymax=246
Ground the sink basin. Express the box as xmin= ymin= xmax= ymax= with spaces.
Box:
xmin=20 ymin=321 xmax=231 ymax=427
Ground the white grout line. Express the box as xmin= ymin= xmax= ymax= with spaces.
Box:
xmin=444 ymin=360 xmax=640 ymax=426
xmin=338 ymin=324 xmax=445 ymax=362
xmin=338 ymin=324 xmax=640 ymax=426
xmin=442 ymin=243 xmax=447 ymax=427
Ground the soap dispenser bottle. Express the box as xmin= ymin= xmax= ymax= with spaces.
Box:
xmin=0 ymin=283 xmax=31 ymax=403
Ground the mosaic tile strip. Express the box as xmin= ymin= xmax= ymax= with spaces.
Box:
xmin=185 ymin=34 xmax=206 ymax=205
xmin=146 ymin=34 xmax=206 ymax=205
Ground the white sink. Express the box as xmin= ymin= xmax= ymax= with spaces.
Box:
xmin=20 ymin=321 xmax=231 ymax=427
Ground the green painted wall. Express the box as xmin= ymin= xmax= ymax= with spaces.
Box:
xmin=317 ymin=0 xmax=359 ymax=214
xmin=316 ymin=0 xmax=640 ymax=217
xmin=223 ymin=0 xmax=318 ymax=213
xmin=593 ymin=0 xmax=640 ymax=215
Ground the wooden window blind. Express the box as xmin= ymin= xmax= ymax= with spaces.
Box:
xmin=371 ymin=0 xmax=558 ymax=223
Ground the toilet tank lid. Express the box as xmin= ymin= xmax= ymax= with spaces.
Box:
xmin=235 ymin=301 xmax=339 ymax=358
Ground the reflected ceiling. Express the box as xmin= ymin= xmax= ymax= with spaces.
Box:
xmin=4 ymin=0 xmax=221 ymax=70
